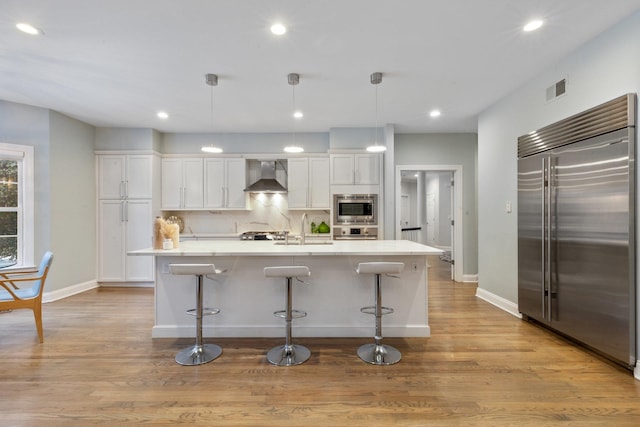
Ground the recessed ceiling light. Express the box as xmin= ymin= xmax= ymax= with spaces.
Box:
xmin=157 ymin=111 xmax=169 ymax=119
xmin=293 ymin=111 xmax=303 ymax=119
xmin=430 ymin=110 xmax=441 ymax=118
xmin=270 ymin=23 xmax=287 ymax=35
xmin=16 ymin=22 xmax=41 ymax=35
xmin=523 ymin=19 xmax=543 ymax=32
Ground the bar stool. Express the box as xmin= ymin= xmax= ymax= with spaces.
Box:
xmin=356 ymin=262 xmax=404 ymax=365
xmin=264 ymin=265 xmax=311 ymax=366
xmin=169 ymin=264 xmax=223 ymax=366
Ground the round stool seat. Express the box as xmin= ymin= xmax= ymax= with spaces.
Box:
xmin=356 ymin=262 xmax=404 ymax=275
xmin=169 ymin=264 xmax=217 ymax=275
xmin=264 ymin=265 xmax=310 ymax=278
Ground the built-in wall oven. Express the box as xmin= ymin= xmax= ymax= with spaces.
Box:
xmin=333 ymin=194 xmax=378 ymax=240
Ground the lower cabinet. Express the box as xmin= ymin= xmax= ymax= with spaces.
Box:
xmin=98 ymin=199 xmax=154 ymax=282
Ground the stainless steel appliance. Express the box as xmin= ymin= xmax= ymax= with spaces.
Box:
xmin=517 ymin=94 xmax=636 ymax=368
xmin=333 ymin=226 xmax=378 ymax=240
xmin=334 ymin=194 xmax=377 ymax=225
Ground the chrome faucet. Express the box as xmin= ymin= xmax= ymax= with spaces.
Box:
xmin=300 ymin=213 xmax=307 ymax=245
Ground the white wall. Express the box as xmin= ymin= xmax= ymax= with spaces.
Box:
xmin=477 ymin=11 xmax=640 ymax=304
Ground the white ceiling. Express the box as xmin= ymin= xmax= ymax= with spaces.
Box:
xmin=2 ymin=0 xmax=640 ymax=134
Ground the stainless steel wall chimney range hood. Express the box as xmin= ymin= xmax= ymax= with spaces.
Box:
xmin=244 ymin=161 xmax=287 ymax=193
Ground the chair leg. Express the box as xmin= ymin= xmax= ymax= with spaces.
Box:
xmin=33 ymin=303 xmax=44 ymax=343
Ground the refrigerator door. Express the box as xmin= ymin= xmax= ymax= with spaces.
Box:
xmin=549 ymin=129 xmax=634 ymax=365
xmin=518 ymin=155 xmax=546 ymax=321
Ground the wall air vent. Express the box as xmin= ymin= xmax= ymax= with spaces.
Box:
xmin=546 ymin=78 xmax=567 ymax=101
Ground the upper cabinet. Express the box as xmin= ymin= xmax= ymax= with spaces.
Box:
xmin=204 ymin=158 xmax=247 ymax=209
xmin=288 ymin=157 xmax=330 ymax=209
xmin=98 ymin=154 xmax=154 ymax=199
xmin=161 ymin=158 xmax=204 ymax=209
xmin=330 ymin=153 xmax=380 ymax=185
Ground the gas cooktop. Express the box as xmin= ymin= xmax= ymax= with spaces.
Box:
xmin=240 ymin=231 xmax=287 ymax=241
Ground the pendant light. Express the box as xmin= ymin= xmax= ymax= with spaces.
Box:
xmin=366 ymin=72 xmax=386 ymax=153
xmin=284 ymin=73 xmax=304 ymax=153
xmin=201 ymin=73 xmax=223 ymax=154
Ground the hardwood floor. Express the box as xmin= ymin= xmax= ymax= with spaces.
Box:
xmin=1 ymin=256 xmax=639 ymax=426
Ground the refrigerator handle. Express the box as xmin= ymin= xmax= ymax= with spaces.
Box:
xmin=541 ymin=157 xmax=548 ymax=321
xmin=545 ymin=156 xmax=554 ymax=322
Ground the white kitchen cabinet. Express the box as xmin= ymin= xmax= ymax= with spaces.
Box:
xmin=204 ymin=158 xmax=247 ymax=209
xmin=98 ymin=154 xmax=153 ymax=199
xmin=288 ymin=157 xmax=330 ymax=209
xmin=96 ymin=153 xmax=157 ymax=283
xmin=161 ymin=158 xmax=204 ymax=209
xmin=330 ymin=153 xmax=380 ymax=185
xmin=98 ymin=199 xmax=154 ymax=282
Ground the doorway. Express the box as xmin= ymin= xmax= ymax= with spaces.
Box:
xmin=395 ymin=165 xmax=463 ymax=282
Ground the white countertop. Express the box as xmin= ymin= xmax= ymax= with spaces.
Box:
xmin=129 ymin=239 xmax=443 ymax=257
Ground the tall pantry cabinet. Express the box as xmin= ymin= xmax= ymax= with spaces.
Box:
xmin=97 ymin=153 xmax=160 ymax=283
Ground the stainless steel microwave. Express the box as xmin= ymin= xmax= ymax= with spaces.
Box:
xmin=333 ymin=194 xmax=377 ymax=225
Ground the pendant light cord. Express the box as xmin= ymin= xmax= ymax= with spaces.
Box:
xmin=375 ymin=82 xmax=379 ymax=144
xmin=292 ymin=83 xmax=296 ymax=146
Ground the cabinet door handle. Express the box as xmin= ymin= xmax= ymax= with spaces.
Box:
xmin=124 ymin=201 xmax=128 ymax=222
xmin=124 ymin=181 xmax=128 ymax=199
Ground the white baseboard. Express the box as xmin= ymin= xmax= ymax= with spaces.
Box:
xmin=98 ymin=282 xmax=154 ymax=288
xmin=475 ymin=287 xmax=522 ymax=319
xmin=43 ymin=280 xmax=99 ymax=303
xmin=462 ymin=274 xmax=478 ymax=283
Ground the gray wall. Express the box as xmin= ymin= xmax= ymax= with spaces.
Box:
xmin=477 ymin=10 xmax=640 ymax=307
xmin=49 ymin=111 xmax=96 ymax=292
xmin=395 ymin=133 xmax=478 ymax=276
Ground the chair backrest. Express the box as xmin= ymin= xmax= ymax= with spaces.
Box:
xmin=32 ymin=251 xmax=54 ymax=295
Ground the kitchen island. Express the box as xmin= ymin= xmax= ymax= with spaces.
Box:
xmin=129 ymin=239 xmax=442 ymax=338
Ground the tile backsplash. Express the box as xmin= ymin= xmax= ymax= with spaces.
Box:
xmin=164 ymin=193 xmax=330 ymax=236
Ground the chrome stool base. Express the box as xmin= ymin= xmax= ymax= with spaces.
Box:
xmin=357 ymin=343 xmax=401 ymax=365
xmin=267 ymin=344 xmax=311 ymax=366
xmin=176 ymin=343 xmax=223 ymax=366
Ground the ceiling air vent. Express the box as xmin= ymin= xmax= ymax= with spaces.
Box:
xmin=546 ymin=78 xmax=567 ymax=101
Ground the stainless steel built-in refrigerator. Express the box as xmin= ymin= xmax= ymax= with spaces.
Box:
xmin=518 ymin=94 xmax=636 ymax=368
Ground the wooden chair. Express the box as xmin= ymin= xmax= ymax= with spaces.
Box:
xmin=0 ymin=251 xmax=54 ymax=343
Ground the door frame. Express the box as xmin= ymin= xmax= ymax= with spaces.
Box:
xmin=395 ymin=164 xmax=463 ymax=282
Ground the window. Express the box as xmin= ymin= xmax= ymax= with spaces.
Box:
xmin=0 ymin=143 xmax=34 ymax=267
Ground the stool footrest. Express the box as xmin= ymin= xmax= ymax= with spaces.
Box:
xmin=186 ymin=307 xmax=220 ymax=316
xmin=273 ymin=309 xmax=307 ymax=319
xmin=360 ymin=306 xmax=394 ymax=316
